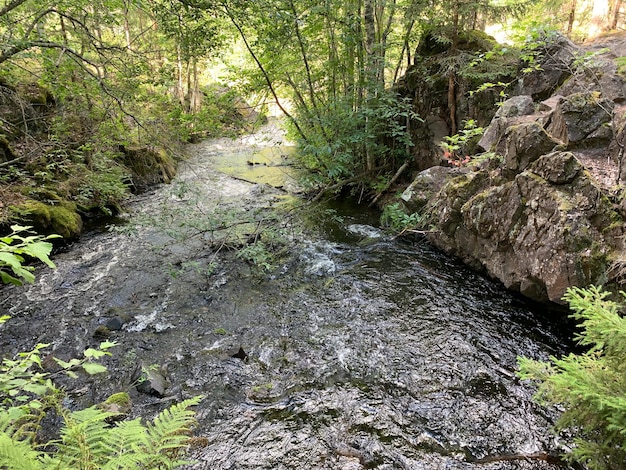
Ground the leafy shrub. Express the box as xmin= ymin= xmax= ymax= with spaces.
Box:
xmin=517 ymin=286 xmax=626 ymax=470
xmin=380 ymin=202 xmax=422 ymax=232
xmin=0 ymin=225 xmax=60 ymax=285
xmin=439 ymin=119 xmax=484 ymax=167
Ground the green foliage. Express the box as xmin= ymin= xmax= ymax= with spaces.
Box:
xmin=440 ymin=119 xmax=484 ymax=167
xmin=0 ymin=395 xmax=201 ymax=470
xmin=0 ymin=225 xmax=60 ymax=285
xmin=47 ymin=396 xmax=201 ymax=469
xmin=293 ymin=90 xmax=418 ymax=187
xmin=517 ymin=286 xmax=626 ymax=470
xmin=0 ymin=321 xmax=200 ymax=469
xmin=0 ymin=331 xmax=115 ymax=441
xmin=512 ymin=26 xmax=561 ymax=73
xmin=380 ymin=202 xmax=422 ymax=232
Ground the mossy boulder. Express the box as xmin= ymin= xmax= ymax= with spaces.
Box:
xmin=12 ymin=200 xmax=83 ymax=239
xmin=421 ymin=152 xmax=625 ymax=303
xmin=118 ymin=146 xmax=177 ymax=191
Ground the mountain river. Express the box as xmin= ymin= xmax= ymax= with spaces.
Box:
xmin=0 ymin=122 xmax=574 ymax=469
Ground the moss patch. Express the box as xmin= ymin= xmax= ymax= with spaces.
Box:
xmin=11 ymin=200 xmax=83 ymax=239
xmin=118 ymin=146 xmax=177 ymax=190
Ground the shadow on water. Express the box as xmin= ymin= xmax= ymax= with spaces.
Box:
xmin=0 ymin=122 xmax=576 ymax=469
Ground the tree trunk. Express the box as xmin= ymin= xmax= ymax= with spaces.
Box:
xmin=611 ymin=0 xmax=623 ymax=29
xmin=123 ymin=0 xmax=132 ymax=51
xmin=448 ymin=0 xmax=459 ymax=135
xmin=190 ymin=59 xmax=201 ymax=114
xmin=448 ymin=73 xmax=457 ymax=135
xmin=566 ymin=0 xmax=577 ymax=36
xmin=364 ymin=0 xmax=376 ymax=171
xmin=176 ymin=44 xmax=185 ymax=107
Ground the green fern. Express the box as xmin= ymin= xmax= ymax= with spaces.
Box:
xmin=0 ymin=429 xmax=43 ymax=470
xmin=51 ymin=395 xmax=202 ymax=470
xmin=143 ymin=397 xmax=202 ymax=468
xmin=0 ymin=388 xmax=202 ymax=469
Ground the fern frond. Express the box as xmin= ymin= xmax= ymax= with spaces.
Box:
xmin=100 ymin=418 xmax=152 ymax=470
xmin=144 ymin=396 xmax=202 ymax=466
xmin=0 ymin=431 xmax=42 ymax=470
xmin=56 ymin=406 xmax=117 ymax=469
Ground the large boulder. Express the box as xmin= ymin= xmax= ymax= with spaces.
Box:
xmin=512 ymin=33 xmax=578 ymax=100
xmin=502 ymin=122 xmax=561 ymax=173
xmin=424 ymin=152 xmax=624 ymax=302
xmin=545 ymin=92 xmax=614 ymax=148
xmin=478 ymin=95 xmax=535 ymax=151
xmin=400 ymin=166 xmax=464 ymax=213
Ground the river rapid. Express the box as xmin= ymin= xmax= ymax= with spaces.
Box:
xmin=0 ymin=122 xmax=574 ymax=469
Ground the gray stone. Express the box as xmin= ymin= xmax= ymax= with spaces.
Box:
xmin=477 ymin=96 xmax=535 ymax=152
xmin=546 ymin=92 xmax=614 ymax=147
xmin=502 ymin=122 xmax=561 ymax=173
xmin=528 ymin=151 xmax=583 ymax=184
xmin=400 ymin=166 xmax=463 ymax=213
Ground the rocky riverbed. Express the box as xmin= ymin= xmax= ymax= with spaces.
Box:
xmin=0 ymin=123 xmax=575 ymax=469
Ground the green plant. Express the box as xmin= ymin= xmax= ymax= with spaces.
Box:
xmin=380 ymin=202 xmax=422 ymax=232
xmin=0 ymin=323 xmax=201 ymax=468
xmin=0 ymin=395 xmax=202 ymax=469
xmin=517 ymin=286 xmax=626 ymax=470
xmin=0 ymin=225 xmax=60 ymax=285
xmin=0 ymin=331 xmax=116 ymax=439
xmin=236 ymin=240 xmax=275 ymax=272
xmin=440 ymin=119 xmax=484 ymax=167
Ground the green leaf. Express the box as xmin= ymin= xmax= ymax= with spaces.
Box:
xmin=82 ymin=363 xmax=108 ymax=375
xmin=0 ymin=252 xmax=25 ymax=269
xmin=21 ymin=241 xmax=56 ymax=268
xmin=0 ymin=272 xmax=21 ymax=286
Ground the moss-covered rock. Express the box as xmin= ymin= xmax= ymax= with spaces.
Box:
xmin=11 ymin=200 xmax=83 ymax=239
xmin=419 ymin=152 xmax=625 ymax=303
xmin=118 ymin=145 xmax=177 ymax=191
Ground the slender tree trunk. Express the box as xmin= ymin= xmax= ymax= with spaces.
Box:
xmin=566 ymin=0 xmax=577 ymax=36
xmin=393 ymin=20 xmax=414 ymax=83
xmin=123 ymin=0 xmax=132 ymax=50
xmin=190 ymin=59 xmax=201 ymax=113
xmin=364 ymin=0 xmax=377 ymax=171
xmin=611 ymin=0 xmax=623 ymax=29
xmin=448 ymin=74 xmax=457 ymax=135
xmin=448 ymin=0 xmax=459 ymax=135
xmin=379 ymin=0 xmax=398 ymax=88
xmin=287 ymin=0 xmax=329 ymax=142
xmin=176 ymin=43 xmax=185 ymax=106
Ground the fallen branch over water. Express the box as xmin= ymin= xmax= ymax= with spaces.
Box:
xmin=311 ymin=165 xmax=390 ymax=202
xmin=368 ymin=161 xmax=410 ymax=207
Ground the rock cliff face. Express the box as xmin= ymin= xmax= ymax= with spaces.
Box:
xmin=399 ymin=32 xmax=626 ymax=303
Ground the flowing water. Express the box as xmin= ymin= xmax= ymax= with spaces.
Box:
xmin=0 ymin=122 xmax=573 ymax=469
